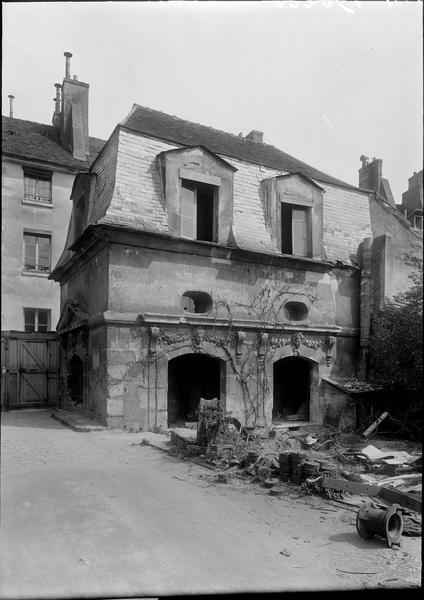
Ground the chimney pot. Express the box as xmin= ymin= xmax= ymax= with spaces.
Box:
xmin=73 ymin=74 xmax=79 ymax=81
xmin=64 ymin=51 xmax=73 ymax=79
xmin=360 ymin=155 xmax=369 ymax=167
xmin=8 ymin=94 xmax=15 ymax=118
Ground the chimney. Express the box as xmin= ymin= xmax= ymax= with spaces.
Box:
xmin=358 ymin=156 xmax=382 ymax=192
xmin=59 ymin=51 xmax=90 ymax=161
xmin=52 ymin=84 xmax=62 ymax=127
xmin=8 ymin=95 xmax=15 ymax=118
xmin=245 ymin=130 xmax=264 ymax=143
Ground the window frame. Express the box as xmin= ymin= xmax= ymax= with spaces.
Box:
xmin=23 ymin=167 xmax=52 ymax=205
xmin=23 ymin=308 xmax=51 ymax=332
xmin=23 ymin=232 xmax=52 ymax=274
xmin=180 ymin=178 xmax=218 ymax=243
xmin=281 ymin=202 xmax=312 ymax=258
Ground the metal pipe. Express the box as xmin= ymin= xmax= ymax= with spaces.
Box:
xmin=8 ymin=95 xmax=15 ymax=118
xmin=64 ymin=52 xmax=72 ymax=79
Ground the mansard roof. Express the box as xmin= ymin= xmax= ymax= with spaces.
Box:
xmin=2 ymin=116 xmax=105 ymax=171
xmin=121 ymin=104 xmax=359 ymax=191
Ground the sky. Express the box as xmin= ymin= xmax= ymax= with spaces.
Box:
xmin=2 ymin=1 xmax=422 ymax=202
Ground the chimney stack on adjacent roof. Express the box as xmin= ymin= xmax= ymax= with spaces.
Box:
xmin=8 ymin=95 xmax=15 ymax=118
xmin=245 ymin=130 xmax=264 ymax=144
xmin=51 ymin=51 xmax=90 ymax=161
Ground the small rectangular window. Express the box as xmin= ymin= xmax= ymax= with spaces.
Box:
xmin=281 ymin=203 xmax=310 ymax=257
xmin=23 ymin=233 xmax=51 ymax=272
xmin=181 ymin=180 xmax=217 ymax=242
xmin=24 ymin=308 xmax=51 ymax=332
xmin=23 ymin=168 xmax=52 ymax=204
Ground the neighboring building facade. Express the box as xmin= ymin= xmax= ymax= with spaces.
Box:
xmin=51 ymin=105 xmax=408 ymax=432
xmin=1 ymin=54 xmax=104 ymax=333
xmin=398 ymin=170 xmax=423 ymax=231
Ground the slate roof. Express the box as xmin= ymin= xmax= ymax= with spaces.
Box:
xmin=122 ymin=104 xmax=360 ymax=191
xmin=2 ymin=116 xmax=105 ymax=170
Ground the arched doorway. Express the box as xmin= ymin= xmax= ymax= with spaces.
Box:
xmin=273 ymin=357 xmax=311 ymax=422
xmin=167 ymin=354 xmax=222 ymax=427
xmin=68 ymin=355 xmax=84 ymax=405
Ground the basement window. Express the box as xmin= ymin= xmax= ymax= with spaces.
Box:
xmin=24 ymin=308 xmax=51 ymax=332
xmin=284 ymin=302 xmax=308 ymax=321
xmin=181 ymin=180 xmax=217 ymax=242
xmin=23 ymin=168 xmax=52 ymax=204
xmin=182 ymin=292 xmax=212 ymax=314
xmin=281 ymin=204 xmax=311 ymax=257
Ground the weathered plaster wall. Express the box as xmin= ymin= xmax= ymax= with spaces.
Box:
xmin=369 ymin=197 xmax=423 ymax=302
xmin=108 ymin=243 xmax=359 ymax=329
xmin=1 ymin=159 xmax=75 ymax=330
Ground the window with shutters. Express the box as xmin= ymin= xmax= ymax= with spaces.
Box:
xmin=180 ymin=180 xmax=217 ymax=242
xmin=23 ymin=233 xmax=51 ymax=273
xmin=23 ymin=308 xmax=51 ymax=332
xmin=23 ymin=168 xmax=52 ymax=204
xmin=281 ymin=203 xmax=311 ymax=257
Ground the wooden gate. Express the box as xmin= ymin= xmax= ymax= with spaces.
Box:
xmin=1 ymin=331 xmax=60 ymax=409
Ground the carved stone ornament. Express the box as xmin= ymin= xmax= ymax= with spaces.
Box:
xmin=192 ymin=329 xmax=204 ymax=351
xmin=325 ymin=335 xmax=337 ymax=366
xmin=158 ymin=330 xmax=190 ymax=346
xmin=149 ymin=326 xmax=160 ymax=357
xmin=270 ymin=333 xmax=323 ymax=353
xmin=290 ymin=332 xmax=304 ymax=356
xmin=235 ymin=330 xmax=246 ymax=362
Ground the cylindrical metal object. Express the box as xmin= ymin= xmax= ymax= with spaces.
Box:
xmin=64 ymin=51 xmax=73 ymax=79
xmin=356 ymin=503 xmax=403 ymax=548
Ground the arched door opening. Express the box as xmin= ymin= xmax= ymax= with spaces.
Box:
xmin=68 ymin=355 xmax=84 ymax=405
xmin=273 ymin=357 xmax=311 ymax=422
xmin=167 ymin=354 xmax=221 ymax=427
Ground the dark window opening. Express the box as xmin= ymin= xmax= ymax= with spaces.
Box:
xmin=182 ymin=291 xmax=212 ymax=314
xmin=24 ymin=308 xmax=51 ymax=332
xmin=68 ymin=355 xmax=84 ymax=405
xmin=281 ymin=203 xmax=310 ymax=257
xmin=273 ymin=357 xmax=310 ymax=421
xmin=167 ymin=354 xmax=221 ymax=427
xmin=23 ymin=168 xmax=52 ymax=204
xmin=181 ymin=180 xmax=217 ymax=242
xmin=284 ymin=301 xmax=308 ymax=321
xmin=23 ymin=233 xmax=51 ymax=273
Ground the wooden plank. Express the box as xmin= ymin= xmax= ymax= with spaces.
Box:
xmin=378 ymin=486 xmax=422 ymax=514
xmin=320 ymin=477 xmax=381 ymax=497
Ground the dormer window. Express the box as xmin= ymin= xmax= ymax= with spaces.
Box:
xmin=157 ymin=146 xmax=237 ymax=247
xmin=181 ymin=180 xmax=217 ymax=242
xmin=261 ymin=172 xmax=324 ymax=260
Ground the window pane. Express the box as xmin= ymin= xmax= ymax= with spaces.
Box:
xmin=37 ymin=237 xmax=50 ymax=271
xmin=181 ymin=182 xmax=196 ymax=239
xmin=24 ymin=235 xmax=36 ymax=269
xmin=24 ymin=177 xmax=37 ymax=197
xmin=37 ymin=309 xmax=50 ymax=332
xmin=281 ymin=204 xmax=293 ymax=254
xmin=196 ymin=184 xmax=215 ymax=242
xmin=292 ymin=208 xmax=308 ymax=256
xmin=37 ymin=180 xmax=52 ymax=202
xmin=24 ymin=309 xmax=36 ymax=333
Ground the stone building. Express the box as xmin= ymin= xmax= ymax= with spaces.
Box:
xmin=398 ymin=169 xmax=423 ymax=231
xmin=1 ymin=54 xmax=104 ymax=332
xmin=50 ymin=105 xmax=422 ymax=432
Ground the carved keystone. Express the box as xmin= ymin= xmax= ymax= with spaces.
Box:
xmin=192 ymin=329 xmax=204 ymax=351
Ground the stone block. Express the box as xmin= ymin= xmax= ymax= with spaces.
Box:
xmin=106 ymin=416 xmax=123 ymax=428
xmin=106 ymin=349 xmax=136 ymax=363
xmin=107 ymin=398 xmax=124 ymax=417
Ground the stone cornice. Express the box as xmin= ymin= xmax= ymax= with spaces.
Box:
xmin=87 ymin=310 xmax=358 ymax=337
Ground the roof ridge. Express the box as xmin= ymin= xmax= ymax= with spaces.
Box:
xmin=126 ymin=104 xmax=361 ymax=191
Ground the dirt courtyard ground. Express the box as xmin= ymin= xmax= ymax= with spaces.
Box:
xmin=0 ymin=409 xmax=421 ymax=598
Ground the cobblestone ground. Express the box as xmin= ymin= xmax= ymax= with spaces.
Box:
xmin=0 ymin=410 xmax=421 ymax=598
